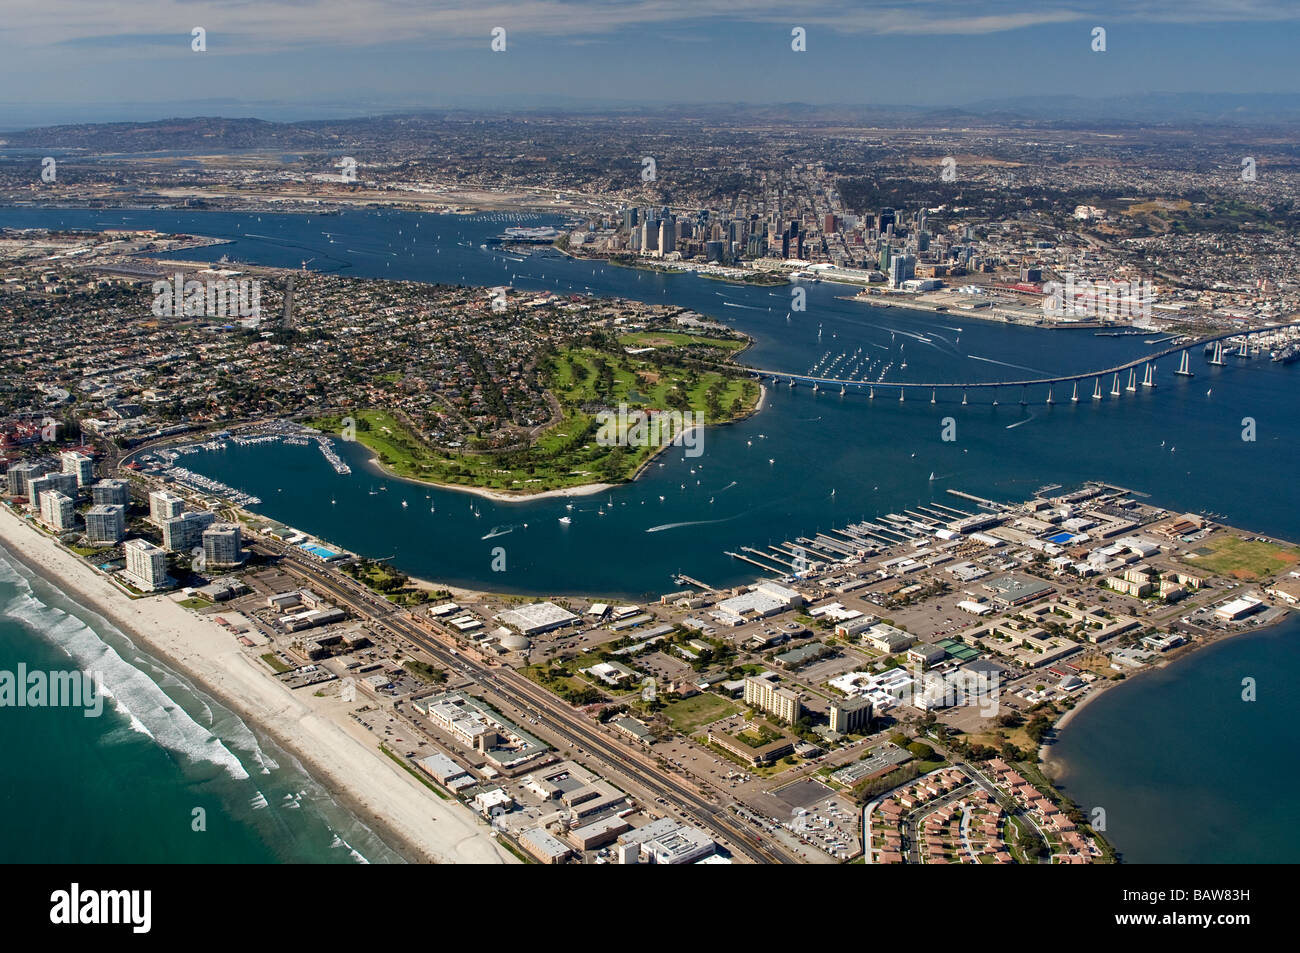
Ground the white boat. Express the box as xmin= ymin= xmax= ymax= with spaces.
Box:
xmin=558 ymin=516 xmax=571 ymax=525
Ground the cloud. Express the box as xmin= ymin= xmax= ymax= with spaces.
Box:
xmin=10 ymin=0 xmax=1299 ymax=53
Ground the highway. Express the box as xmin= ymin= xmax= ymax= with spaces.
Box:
xmin=251 ymin=540 xmax=799 ymax=864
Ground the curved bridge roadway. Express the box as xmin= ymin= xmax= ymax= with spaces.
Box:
xmin=743 ymin=322 xmax=1299 ymax=397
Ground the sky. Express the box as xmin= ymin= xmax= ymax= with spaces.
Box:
xmin=1 ymin=1 xmax=1298 ymax=126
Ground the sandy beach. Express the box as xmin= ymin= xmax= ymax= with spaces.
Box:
xmin=0 ymin=504 xmax=514 ymax=865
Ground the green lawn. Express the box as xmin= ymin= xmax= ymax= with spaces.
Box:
xmin=308 ymin=343 xmax=759 ymax=496
xmin=1184 ymin=534 xmax=1300 ymax=580
xmin=617 ymin=331 xmax=748 ymax=352
xmin=662 ymin=693 xmax=740 ymax=734
xmin=260 ymin=653 xmax=293 ymax=673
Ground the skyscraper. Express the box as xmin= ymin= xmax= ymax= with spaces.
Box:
xmin=5 ymin=461 xmax=43 ymax=498
xmin=40 ymin=489 xmax=76 ymax=531
xmin=657 ymin=217 xmax=675 ymax=257
xmin=162 ymin=511 xmax=216 ymax=552
xmin=61 ymin=451 xmax=94 ymax=486
xmin=86 ymin=504 xmax=126 ymax=544
xmin=202 ymin=523 xmax=243 ymax=567
xmin=92 ymin=479 xmax=131 ymax=507
xmin=124 ymin=538 xmax=169 ymax=591
xmin=28 ymin=472 xmax=77 ymax=513
xmin=148 ymin=490 xmax=185 ymax=524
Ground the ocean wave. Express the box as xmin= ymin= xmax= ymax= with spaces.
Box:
xmin=0 ymin=549 xmax=251 ymax=781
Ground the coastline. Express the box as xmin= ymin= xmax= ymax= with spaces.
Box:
xmin=1038 ymin=618 xmax=1288 ymax=781
xmin=337 ymin=371 xmax=766 ymax=503
xmin=357 ymin=451 xmax=616 ymax=503
xmin=0 ymin=504 xmax=515 ymax=865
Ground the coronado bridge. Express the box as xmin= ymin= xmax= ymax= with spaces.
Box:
xmin=740 ymin=322 xmax=1299 ymax=404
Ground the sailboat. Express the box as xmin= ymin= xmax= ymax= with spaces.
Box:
xmin=558 ymin=516 xmax=572 ymax=525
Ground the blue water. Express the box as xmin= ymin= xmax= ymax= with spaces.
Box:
xmin=1049 ymin=615 xmax=1300 ymax=863
xmin=0 ymin=544 xmax=403 ymax=863
xmin=2 ymin=205 xmax=1297 ymax=862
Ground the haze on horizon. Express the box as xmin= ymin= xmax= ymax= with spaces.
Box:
xmin=1 ymin=0 xmax=1299 ymax=128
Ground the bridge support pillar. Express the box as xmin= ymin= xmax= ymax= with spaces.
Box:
xmin=1071 ymin=382 xmax=1079 ymax=402
xmin=869 ymin=386 xmax=874 ymax=400
xmin=930 ymin=389 xmax=936 ymax=404
xmin=1175 ymin=349 xmax=1193 ymax=376
xmin=1019 ymin=385 xmax=1027 ymax=406
xmin=961 ymin=390 xmax=968 ymax=406
xmin=899 ymin=388 xmax=905 ymax=402
xmin=1046 ymin=387 xmax=1054 ymax=405
xmin=1126 ymin=368 xmax=1137 ymax=392
xmin=1209 ymin=341 xmax=1225 ymax=366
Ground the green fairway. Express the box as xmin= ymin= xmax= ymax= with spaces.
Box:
xmin=307 ymin=342 xmax=759 ymax=496
xmin=617 ymin=331 xmax=748 ymax=352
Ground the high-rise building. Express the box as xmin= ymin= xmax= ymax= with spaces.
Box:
xmin=92 ymin=479 xmax=131 ymax=507
xmin=640 ymin=221 xmax=658 ymax=254
xmin=202 ymin=523 xmax=243 ymax=567
xmin=876 ymin=207 xmax=895 ymax=233
xmin=828 ymin=696 xmax=873 ymax=734
xmin=162 ymin=511 xmax=216 ymax=552
xmin=61 ymin=451 xmax=94 ymax=486
xmin=85 ymin=504 xmax=126 ymax=544
xmin=148 ymin=490 xmax=185 ymax=524
xmin=824 ymin=213 xmax=836 ymax=233
xmin=40 ymin=489 xmax=76 ymax=531
xmin=28 ymin=472 xmax=77 ymax=513
xmin=657 ymin=217 xmax=675 ymax=258
xmin=743 ymin=676 xmax=803 ymax=724
xmin=889 ymin=253 xmax=916 ymax=289
xmin=5 ymin=461 xmax=43 ymax=498
xmin=124 ymin=538 xmax=169 ymax=591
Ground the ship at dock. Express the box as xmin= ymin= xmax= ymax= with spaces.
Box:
xmin=1271 ymin=342 xmax=1300 ymax=364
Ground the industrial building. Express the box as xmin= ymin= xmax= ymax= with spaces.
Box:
xmin=495 ymin=601 xmax=579 ymax=636
xmin=616 ymin=817 xmax=715 ymax=865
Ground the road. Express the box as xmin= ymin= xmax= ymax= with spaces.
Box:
xmin=250 ymin=539 xmax=800 ymax=864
